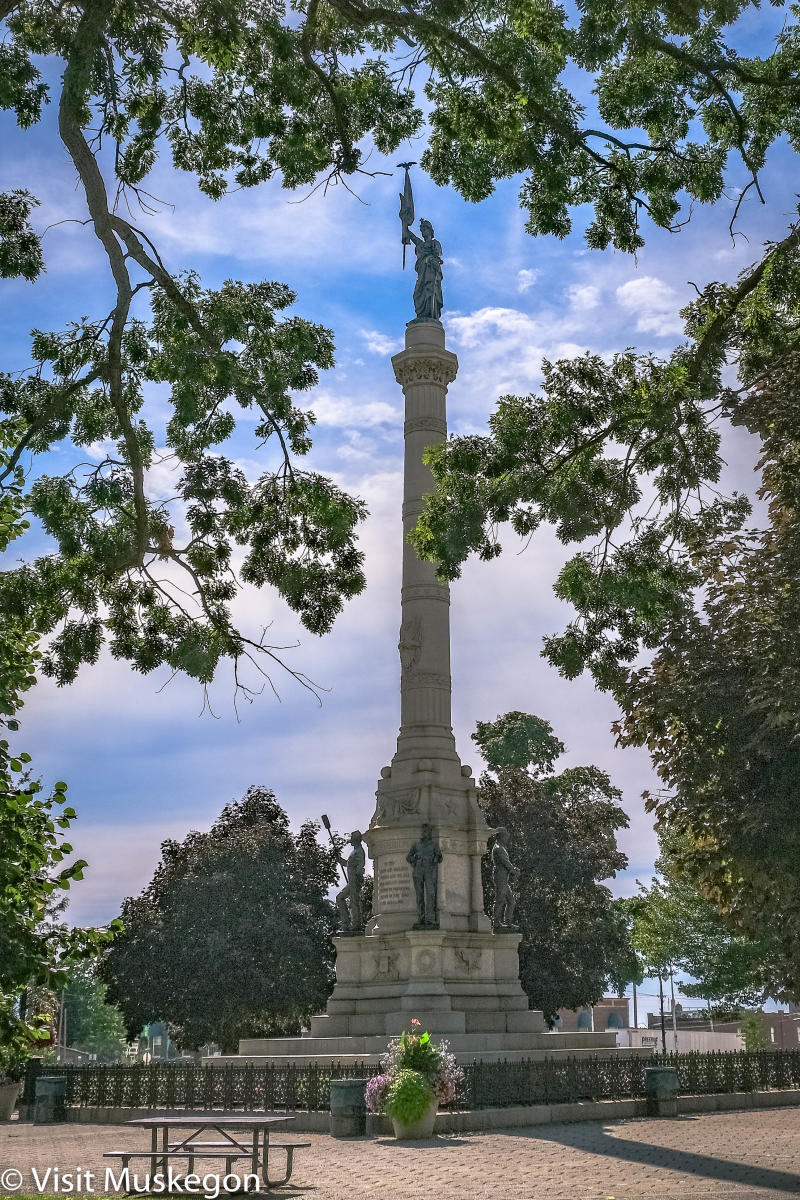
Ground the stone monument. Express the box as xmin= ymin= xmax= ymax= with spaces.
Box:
xmin=211 ymin=171 xmax=629 ymax=1065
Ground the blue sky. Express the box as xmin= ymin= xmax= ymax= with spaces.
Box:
xmin=2 ymin=10 xmax=796 ymax=1020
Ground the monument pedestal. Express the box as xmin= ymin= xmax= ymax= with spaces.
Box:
xmin=314 ymin=929 xmax=541 ymax=1037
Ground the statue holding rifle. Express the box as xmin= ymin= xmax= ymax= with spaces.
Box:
xmin=398 ymin=162 xmax=444 ymax=320
xmin=322 ymin=815 xmax=366 ymax=934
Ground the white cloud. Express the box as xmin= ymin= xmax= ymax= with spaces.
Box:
xmin=445 ymin=307 xmax=546 ymax=401
xmin=336 ymin=429 xmax=379 ymax=462
xmin=516 ymin=268 xmax=541 ymax=293
xmin=567 ymin=284 xmax=600 ymax=310
xmin=306 ymin=389 xmax=398 ymax=430
xmin=448 ymin=306 xmax=539 ymax=348
xmin=141 ymin=165 xmax=403 ymax=278
xmin=615 ymin=276 xmax=684 ymax=337
xmin=442 ymin=305 xmax=597 ymax=417
xmin=85 ymin=438 xmax=119 ymax=463
xmin=360 ymin=329 xmax=403 ymax=355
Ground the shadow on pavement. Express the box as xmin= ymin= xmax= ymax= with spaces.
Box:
xmin=503 ymin=1121 xmax=800 ymax=1194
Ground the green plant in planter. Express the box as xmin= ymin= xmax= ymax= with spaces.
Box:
xmin=395 ymin=1029 xmax=440 ymax=1079
xmin=0 ymin=1044 xmax=26 ymax=1086
xmin=384 ymin=1069 xmax=434 ymax=1124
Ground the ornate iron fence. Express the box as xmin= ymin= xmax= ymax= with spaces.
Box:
xmin=457 ymin=1053 xmax=652 ymax=1107
xmin=23 ymin=1049 xmax=800 ymax=1113
xmin=21 ymin=1060 xmax=380 ymax=1112
xmin=457 ymin=1050 xmax=800 ymax=1108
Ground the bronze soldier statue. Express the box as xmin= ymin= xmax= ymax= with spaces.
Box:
xmin=336 ymin=831 xmax=366 ymax=933
xmin=491 ymin=827 xmax=519 ymax=932
xmin=407 ymin=823 xmax=443 ymax=928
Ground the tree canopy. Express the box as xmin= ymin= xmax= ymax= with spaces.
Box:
xmin=475 ymin=711 xmax=631 ymax=1019
xmin=627 ymin=828 xmax=770 ymax=1009
xmin=3 ymin=0 xmax=800 ymax=699
xmin=1 ymin=420 xmax=120 ymax=1056
xmin=56 ymin=960 xmax=128 ymax=1062
xmin=101 ymin=786 xmax=339 ymax=1050
xmin=620 ymin=370 xmax=800 ymax=998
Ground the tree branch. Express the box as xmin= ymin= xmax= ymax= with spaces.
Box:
xmin=638 ymin=31 xmax=765 ymax=200
xmin=689 ymin=221 xmax=800 ymax=385
xmin=300 ymin=0 xmax=358 ymax=174
xmin=325 ymin=0 xmax=670 ymax=222
xmin=107 ymin=214 xmax=297 ymax=477
xmin=0 ymin=368 xmax=104 ymax=485
xmin=58 ymin=0 xmax=148 ymax=560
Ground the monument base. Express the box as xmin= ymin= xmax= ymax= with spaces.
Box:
xmin=212 ymin=1029 xmax=625 ymax=1067
xmin=313 ymin=929 xmax=541 ymax=1038
xmin=206 ymin=930 xmax=644 ymax=1065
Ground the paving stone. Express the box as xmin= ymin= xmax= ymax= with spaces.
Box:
xmin=2 ymin=1107 xmax=800 ymax=1198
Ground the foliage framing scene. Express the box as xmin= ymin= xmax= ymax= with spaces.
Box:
xmin=2 ymin=0 xmax=799 ymax=1052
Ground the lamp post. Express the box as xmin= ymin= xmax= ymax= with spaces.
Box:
xmin=669 ymin=969 xmax=679 ymax=1053
xmin=658 ymin=972 xmax=667 ymax=1055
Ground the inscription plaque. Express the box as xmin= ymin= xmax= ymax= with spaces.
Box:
xmin=378 ymin=857 xmax=413 ymax=907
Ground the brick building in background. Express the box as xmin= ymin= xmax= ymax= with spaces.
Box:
xmin=555 ymin=998 xmax=799 ymax=1050
xmin=556 ymin=996 xmax=630 ymax=1033
xmin=646 ymin=1004 xmax=800 ymax=1049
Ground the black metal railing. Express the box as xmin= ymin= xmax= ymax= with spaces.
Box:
xmin=22 ymin=1049 xmax=800 ymax=1114
xmin=21 ymin=1060 xmax=380 ymax=1112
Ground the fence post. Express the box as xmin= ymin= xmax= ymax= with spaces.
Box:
xmin=222 ymin=1065 xmax=233 ymax=1110
xmin=21 ymin=1056 xmax=43 ymax=1116
xmin=329 ymin=1078 xmax=367 ymax=1137
xmin=644 ymin=1066 xmax=679 ymax=1117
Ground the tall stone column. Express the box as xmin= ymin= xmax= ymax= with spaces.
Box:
xmin=393 ymin=318 xmax=459 ymax=764
xmin=364 ymin=319 xmax=491 ymax=936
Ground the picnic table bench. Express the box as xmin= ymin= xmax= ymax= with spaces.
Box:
xmin=103 ymin=1113 xmax=310 ymax=1192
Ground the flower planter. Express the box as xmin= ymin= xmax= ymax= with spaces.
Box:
xmin=0 ymin=1082 xmax=19 ymax=1122
xmin=391 ymin=1098 xmax=438 ymax=1140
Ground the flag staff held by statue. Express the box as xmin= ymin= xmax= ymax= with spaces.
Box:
xmin=398 ymin=161 xmax=416 ymax=269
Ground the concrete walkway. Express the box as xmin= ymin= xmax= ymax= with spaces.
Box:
xmin=3 ymin=1107 xmax=800 ymax=1199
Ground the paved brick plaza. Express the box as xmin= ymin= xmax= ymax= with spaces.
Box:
xmin=3 ymin=1107 xmax=800 ymax=1199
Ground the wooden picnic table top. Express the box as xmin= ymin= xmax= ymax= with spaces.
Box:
xmin=126 ymin=1114 xmax=296 ymax=1128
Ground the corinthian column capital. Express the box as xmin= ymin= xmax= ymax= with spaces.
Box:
xmin=392 ymin=350 xmax=459 ymax=389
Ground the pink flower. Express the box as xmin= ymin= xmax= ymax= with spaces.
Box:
xmin=411 ymin=1018 xmax=421 ymax=1026
xmin=364 ymin=1074 xmax=391 ymax=1113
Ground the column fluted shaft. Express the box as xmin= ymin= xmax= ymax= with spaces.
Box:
xmin=391 ymin=320 xmax=458 ymax=764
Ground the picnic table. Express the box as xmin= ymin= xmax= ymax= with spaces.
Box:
xmin=103 ymin=1113 xmax=310 ymax=1192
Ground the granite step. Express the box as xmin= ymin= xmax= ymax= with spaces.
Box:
xmin=204 ymin=1044 xmax=651 ymax=1067
xmin=237 ymin=1031 xmax=617 ymax=1057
